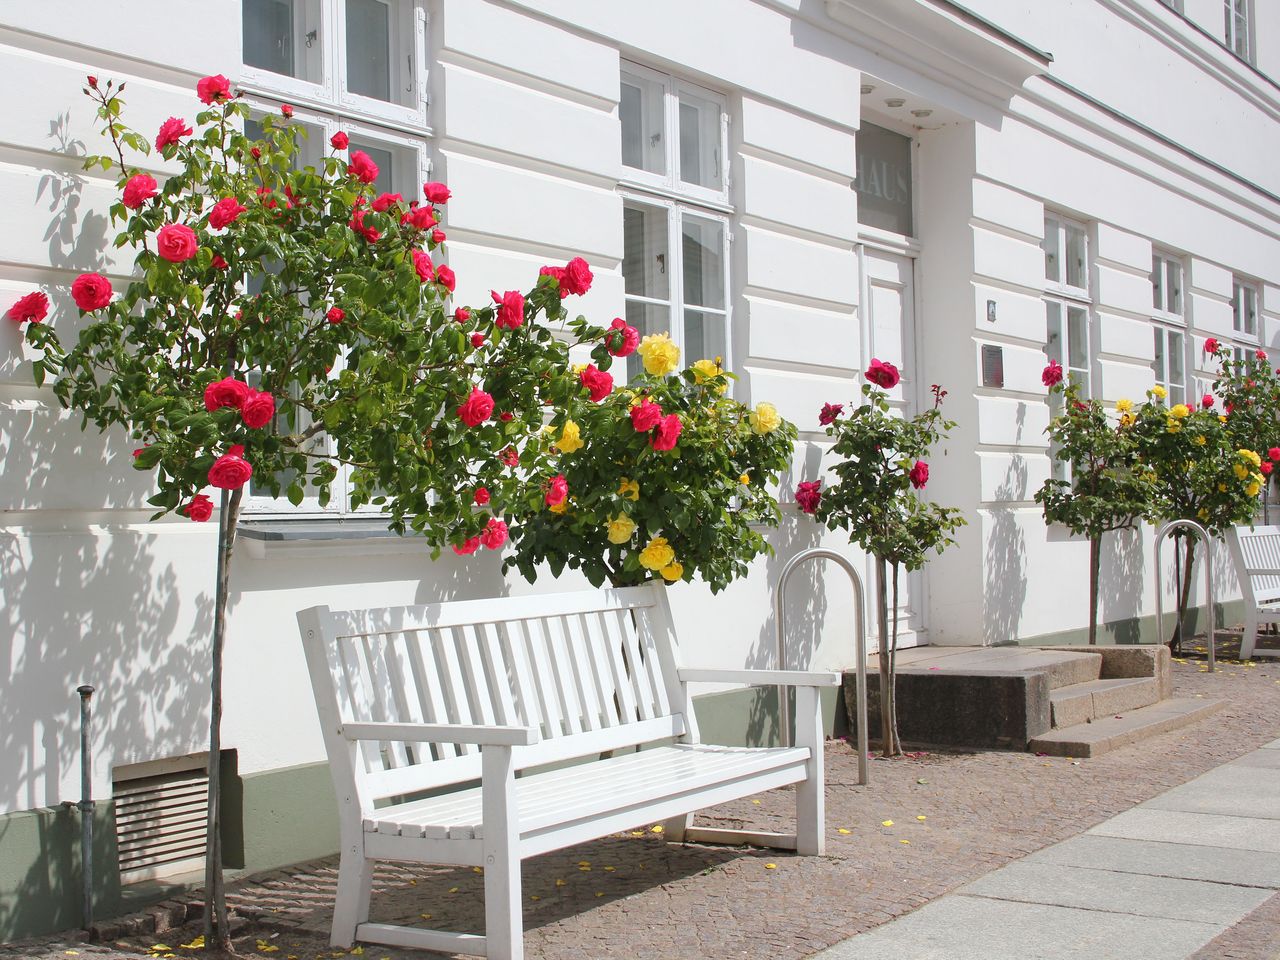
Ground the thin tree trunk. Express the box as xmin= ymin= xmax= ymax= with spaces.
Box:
xmin=204 ymin=487 xmax=243 ymax=953
xmin=889 ymin=562 xmax=902 ymax=756
xmin=1171 ymin=536 xmax=1196 ymax=655
xmin=874 ymin=556 xmax=898 ymax=758
xmin=1088 ymin=534 xmax=1101 ymax=646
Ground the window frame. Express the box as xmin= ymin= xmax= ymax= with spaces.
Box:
xmin=1224 ymin=0 xmax=1254 ymax=63
xmin=1150 ymin=249 xmax=1185 ymax=326
xmin=1232 ymin=275 xmax=1261 ymax=341
xmin=1152 ymin=324 xmax=1188 ymax=407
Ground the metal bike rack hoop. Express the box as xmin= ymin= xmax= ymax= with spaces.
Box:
xmin=1154 ymin=519 xmax=1216 ymax=672
xmin=774 ymin=547 xmax=869 ymax=785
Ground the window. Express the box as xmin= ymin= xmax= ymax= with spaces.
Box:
xmin=620 ymin=63 xmax=731 ymax=377
xmin=1153 ymin=327 xmax=1186 ymax=406
xmin=1148 ymin=250 xmax=1186 ymax=407
xmin=1225 ymin=0 xmax=1252 ymax=61
xmin=1042 ymin=215 xmax=1092 ymax=397
xmin=241 ymin=0 xmax=428 ymax=129
xmin=1233 ymin=276 xmax=1260 ymax=338
xmin=1151 ymin=251 xmax=1184 ymax=321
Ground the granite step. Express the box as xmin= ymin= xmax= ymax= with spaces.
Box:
xmin=1049 ymin=676 xmax=1161 ymax=728
xmin=1029 ymin=697 xmax=1226 ymax=758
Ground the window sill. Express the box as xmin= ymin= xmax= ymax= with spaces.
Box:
xmin=238 ymin=518 xmax=426 ymax=559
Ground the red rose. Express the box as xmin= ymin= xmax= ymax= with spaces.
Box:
xmin=71 ymin=273 xmax=112 ymax=312
xmin=1258 ymin=349 xmax=1269 ymax=361
xmin=436 ymin=264 xmax=456 ymax=292
xmin=796 ymin=480 xmax=822 ymax=514
xmin=866 ymin=358 xmax=901 ymax=389
xmin=499 ymin=411 xmax=513 ymax=422
xmin=579 ymin=363 xmax=613 ymax=402
xmin=454 ymin=308 xmax=471 ymax=323
xmin=155 ymin=117 xmax=192 ymax=151
xmin=453 ymin=536 xmax=481 ymax=556
xmin=909 ymin=460 xmax=929 ymax=490
xmin=348 ymin=208 xmax=380 ymax=244
xmin=204 ymin=377 xmax=251 ymax=412
xmin=432 ymin=229 xmax=447 ymax=244
xmin=196 ymin=74 xmax=231 ymax=104
xmin=501 ymin=447 xmax=520 ymax=467
xmin=250 ymin=146 xmax=262 ymax=160
xmin=650 ymin=414 xmax=682 ymax=451
xmin=457 ymin=387 xmax=494 ymax=427
xmin=330 ymin=131 xmax=349 ymax=150
xmin=132 ymin=446 xmax=146 ymax=459
xmin=156 ymin=223 xmax=199 ymax=263
xmin=327 ymin=307 xmax=345 ymax=324
xmin=1204 ymin=337 xmax=1219 ymax=353
xmin=208 ymin=444 xmax=253 ymax=490
xmin=1041 ymin=359 xmax=1064 ymax=388
xmin=545 ymin=474 xmax=568 ymax=506
xmin=412 ymin=249 xmax=434 ymax=283
xmin=280 ymin=104 xmax=294 ymax=118
xmin=211 ymin=254 xmax=229 ymax=270
xmin=183 ymin=493 xmax=214 ymax=522
xmin=473 ymin=487 xmax=490 ymax=506
xmin=491 ymin=290 xmax=524 ymax=329
xmin=630 ymin=398 xmax=663 ymax=432
xmin=7 ymin=291 xmax=49 ymax=324
xmin=1269 ymin=447 xmax=1280 ymax=462
xmin=607 ymin=317 xmax=639 ymax=357
xmin=348 ymin=150 xmax=379 ymax=184
xmin=1226 ymin=403 xmax=1234 ymax=415
xmin=372 ymin=192 xmax=403 ymax=212
xmin=818 ymin=402 xmax=844 ymax=426
xmin=1264 ymin=463 xmax=1275 ymax=476
xmin=423 ymin=181 xmax=451 ymax=204
xmin=401 ymin=206 xmax=436 ymax=231
xmin=87 ymin=75 xmax=98 ymax=88
xmin=539 ymin=265 xmax=566 ymax=296
xmin=1202 ymin=394 xmax=1215 ymax=408
xmin=471 ymin=333 xmax=485 ymax=347
xmin=240 ymin=389 xmax=276 ymax=429
xmin=208 ymin=197 xmax=247 ymax=229
xmin=562 ymin=256 xmax=593 ymax=296
xmin=481 ymin=517 xmax=508 ymax=550
xmin=122 ymin=173 xmax=158 ymax=209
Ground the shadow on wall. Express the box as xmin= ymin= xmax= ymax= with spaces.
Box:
xmin=1100 ymin=526 xmax=1146 ymax=645
xmin=984 ymin=455 xmax=1029 ymax=645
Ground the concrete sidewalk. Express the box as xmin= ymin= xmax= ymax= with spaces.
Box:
xmin=816 ymin=738 xmax=1280 ymax=960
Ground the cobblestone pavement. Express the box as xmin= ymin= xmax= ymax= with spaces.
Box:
xmin=4 ymin=654 xmax=1279 ymax=960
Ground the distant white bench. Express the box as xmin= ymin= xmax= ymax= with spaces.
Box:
xmin=1227 ymin=525 xmax=1280 ymax=659
xmin=298 ymin=584 xmax=838 ymax=959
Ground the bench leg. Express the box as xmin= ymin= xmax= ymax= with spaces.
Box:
xmin=1242 ymin=609 xmax=1259 ymax=659
xmin=482 ymin=745 xmax=523 ymax=960
xmin=794 ymin=685 xmax=825 ymax=856
xmin=331 ymin=848 xmax=374 ymax=948
xmin=661 ymin=813 xmax=691 ymax=842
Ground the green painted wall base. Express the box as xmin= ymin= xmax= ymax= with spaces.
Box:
xmin=1014 ymin=600 xmax=1245 ymax=647
xmin=0 ymin=687 xmax=840 ymax=944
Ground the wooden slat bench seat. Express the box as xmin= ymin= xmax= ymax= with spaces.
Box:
xmin=298 ymin=584 xmax=838 ymax=959
xmin=1227 ymin=525 xmax=1280 ymax=659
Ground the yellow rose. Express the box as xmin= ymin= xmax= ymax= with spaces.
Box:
xmin=549 ymin=499 xmax=568 ymax=514
xmin=1240 ymin=448 xmax=1262 ymax=467
xmin=606 ymin=513 xmax=637 ymax=544
xmin=660 ymin=562 xmax=684 ymax=582
xmin=1234 ymin=463 xmax=1249 ymax=480
xmin=638 ymin=333 xmax=680 ymax=376
xmin=638 ymin=536 xmax=676 ymax=571
xmin=749 ymin=402 xmax=782 ymax=434
xmin=1115 ymin=398 xmax=1133 ymax=413
xmin=1198 ymin=508 xmax=1210 ymax=521
xmin=1218 ymin=483 xmax=1228 ymax=492
xmin=1248 ymin=482 xmax=1262 ymax=497
xmin=1170 ymin=403 xmax=1190 ymax=419
xmin=1194 ymin=434 xmax=1206 ymax=446
xmin=617 ymin=478 xmax=640 ymax=500
xmin=557 ymin=420 xmax=584 ymax=454
xmin=691 ymin=358 xmax=727 ymax=393
xmin=1166 ymin=418 xmax=1182 ymax=433
xmin=1151 ymin=385 xmax=1168 ymax=400
xmin=1119 ymin=413 xmax=1135 ymax=428
xmin=739 ymin=473 xmax=751 ymax=485
xmin=1220 ymin=415 xmax=1229 ymax=424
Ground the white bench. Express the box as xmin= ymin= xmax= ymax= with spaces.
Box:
xmin=1227 ymin=525 xmax=1280 ymax=659
xmin=297 ymin=584 xmax=838 ymax=959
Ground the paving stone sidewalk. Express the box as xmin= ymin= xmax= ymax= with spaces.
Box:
xmin=3 ymin=655 xmax=1279 ymax=960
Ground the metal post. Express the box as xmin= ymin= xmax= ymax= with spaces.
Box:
xmin=775 ymin=548 xmax=869 ymax=785
xmin=1154 ymin=520 xmax=1216 ymax=672
xmin=76 ymin=684 xmax=95 ymax=930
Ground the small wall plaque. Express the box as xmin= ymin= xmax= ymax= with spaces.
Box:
xmin=981 ymin=344 xmax=1005 ymax=388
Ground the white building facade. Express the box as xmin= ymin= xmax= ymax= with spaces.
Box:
xmin=1 ymin=0 xmax=1277 ymax=939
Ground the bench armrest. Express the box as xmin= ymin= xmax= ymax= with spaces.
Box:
xmin=1246 ymin=568 xmax=1280 ymax=577
xmin=678 ymin=668 xmax=841 ymax=688
xmin=339 ymin=721 xmax=540 ymax=746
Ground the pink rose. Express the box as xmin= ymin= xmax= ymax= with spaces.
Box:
xmin=211 ymin=255 xmax=228 ymax=270
xmin=1041 ymin=360 xmax=1064 ymax=388
xmin=240 ymin=389 xmax=276 ymax=429
xmin=401 ymin=206 xmax=436 ymax=231
xmin=1264 ymin=463 xmax=1275 ymax=477
xmin=196 ymin=74 xmax=231 ymax=104
xmin=1269 ymin=447 xmax=1280 ymax=462
xmin=348 ymin=208 xmax=380 ymax=244
xmin=156 ymin=223 xmax=199 ymax=263
xmin=122 ymin=174 xmax=158 ymax=209
xmin=372 ymin=192 xmax=403 ymax=212
xmin=1258 ymin=349 xmax=1269 ymax=361
xmin=183 ymin=493 xmax=214 ymax=522
xmin=453 ymin=536 xmax=481 ymax=556
xmin=539 ymin=265 xmax=566 ymax=296
xmin=650 ymin=414 xmax=682 ymax=451
xmin=87 ymin=75 xmax=98 ymax=89
xmin=454 ymin=308 xmax=471 ymax=323
xmin=818 ymin=402 xmax=844 ymax=426
xmin=1204 ymin=337 xmax=1219 ymax=353
xmin=7 ymin=291 xmax=49 ymax=324
xmin=71 ymin=273 xmax=112 ymax=312
xmin=280 ymin=104 xmax=294 ymax=118
xmin=330 ymin=131 xmax=349 ymax=150
xmin=545 ymin=474 xmax=568 ymax=506
xmin=436 ymin=264 xmax=456 ymax=292
xmin=457 ymin=387 xmax=494 ymax=427
xmin=607 ymin=317 xmax=639 ymax=357
xmin=208 ymin=444 xmax=253 ymax=490
xmin=501 ymin=447 xmax=520 ymax=467
xmin=473 ymin=487 xmax=490 ymax=506
xmin=471 ymin=333 xmax=485 ymax=347
xmin=204 ymin=377 xmax=251 ymax=412
xmin=412 ymin=249 xmax=434 ymax=283
xmin=423 ymin=181 xmax=451 ymax=204
xmin=208 ymin=197 xmax=247 ymax=229
xmin=909 ymin=460 xmax=929 ymax=490
xmin=796 ymin=480 xmax=822 ymax=514
xmin=1202 ymin=394 xmax=1215 ymax=408
xmin=562 ymin=256 xmax=593 ymax=296
xmin=579 ymin=363 xmax=613 ymax=402
xmin=630 ymin=398 xmax=663 ymax=432
xmin=499 ymin=411 xmax=514 ymax=422
xmin=348 ymin=150 xmax=379 ymax=184
xmin=865 ymin=358 xmax=901 ymax=389
xmin=327 ymin=307 xmax=345 ymax=324
xmin=481 ymin=517 xmax=508 ymax=550
xmin=491 ymin=290 xmax=524 ymax=330
xmin=155 ymin=117 xmax=192 ymax=151
xmin=432 ymin=229 xmax=446 ymax=244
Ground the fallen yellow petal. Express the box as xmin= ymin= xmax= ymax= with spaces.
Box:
xmin=595 ymin=891 xmax=604 ymax=897
xmin=555 ymin=878 xmax=567 ymax=886
xmin=530 ymin=895 xmax=541 ymax=901
xmin=900 ymin=839 xmax=910 ymax=845
xmin=579 ymin=866 xmax=591 ymax=871
xmin=651 ymin=825 xmax=664 ymax=834
xmin=472 ymin=866 xmax=483 ymax=873
xmin=765 ymin=863 xmax=777 ymax=869
xmin=916 ymin=815 xmax=927 ymax=821
xmin=630 ymin=830 xmax=645 ymax=837
xmin=604 ymin=866 xmax=616 ymax=872
xmin=837 ymin=828 xmax=852 ymax=835
xmin=448 ymin=886 xmax=459 ymax=893
xmin=881 ymin=820 xmax=894 ymax=827
xmin=751 ymin=799 xmax=761 ymax=805
xmin=420 ymin=914 xmax=432 ymax=921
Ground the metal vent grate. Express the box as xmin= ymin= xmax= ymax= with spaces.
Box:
xmin=113 ymin=754 xmax=208 ymax=883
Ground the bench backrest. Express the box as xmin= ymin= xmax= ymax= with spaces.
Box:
xmin=1229 ymin=525 xmax=1280 ymax=605
xmin=298 ymin=584 xmax=697 ymax=808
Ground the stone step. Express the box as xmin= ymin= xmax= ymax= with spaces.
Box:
xmin=1049 ymin=677 xmax=1161 ymax=728
xmin=1029 ymin=697 xmax=1226 ymax=758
